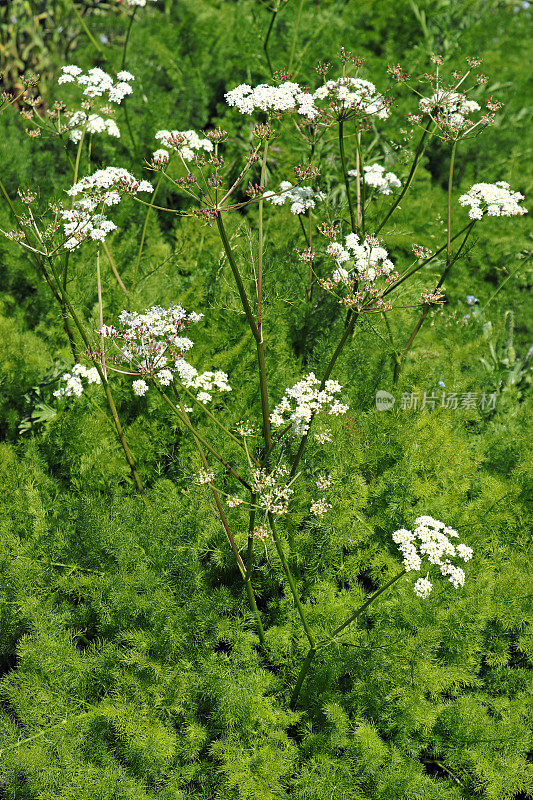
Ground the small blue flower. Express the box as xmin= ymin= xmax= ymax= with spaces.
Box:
xmin=99 ymin=34 xmax=109 ymax=44
xmin=438 ymin=380 xmax=445 ymax=388
xmin=466 ymin=295 xmax=478 ymax=306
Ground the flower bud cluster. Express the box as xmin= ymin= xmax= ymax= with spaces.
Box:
xmin=458 ymin=181 xmax=527 ymax=220
xmin=251 ymin=464 xmax=294 ymax=515
xmin=263 ymin=181 xmax=325 ymax=215
xmin=349 ymin=163 xmax=401 ymax=195
xmin=153 ymin=129 xmax=213 ymax=163
xmin=54 ymin=363 xmax=101 ymax=398
xmin=313 ymin=77 xmax=390 ymax=120
xmin=271 ymin=373 xmax=348 ymax=436
xmin=392 ymin=516 xmax=473 ymax=598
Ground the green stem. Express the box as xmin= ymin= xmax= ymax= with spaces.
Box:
xmin=0 ymin=177 xmax=77 ymax=358
xmin=290 ymin=312 xmax=358 ymax=476
xmin=355 ymin=129 xmax=365 ymax=237
xmin=268 ymin=513 xmax=315 ymax=647
xmin=290 ymin=570 xmax=406 ymax=708
xmin=375 ymin=119 xmax=434 ymax=235
xmin=327 ymin=570 xmax=406 ymax=640
xmin=44 ymin=256 xmax=144 ymax=492
xmin=121 ymin=9 xmax=137 ymax=70
xmin=288 ymin=0 xmax=305 ymax=73
xmin=216 ymin=212 xmax=272 ymax=453
xmin=339 ymin=120 xmax=357 ymax=231
xmin=157 ymin=386 xmax=252 ymax=491
xmin=258 ymin=139 xmax=269 ymax=341
xmin=133 ymin=173 xmax=163 ymax=291
xmin=68 ymin=0 xmax=106 ymax=57
xmin=263 ymin=8 xmax=278 ymax=76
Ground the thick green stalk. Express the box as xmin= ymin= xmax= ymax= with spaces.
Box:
xmin=339 ymin=120 xmax=357 ymax=231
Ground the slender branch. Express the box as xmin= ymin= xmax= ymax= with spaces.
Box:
xmin=156 ymin=386 xmax=252 ymax=491
xmin=288 ymin=0 xmax=305 ymax=73
xmin=102 ymin=240 xmax=129 ymax=295
xmin=44 ymin=255 xmax=144 ymax=492
xmin=375 ymin=119 xmax=434 ymax=235
xmin=133 ymin=173 xmax=163 ymax=291
xmin=263 ymin=8 xmax=278 ymax=76
xmin=258 ymin=139 xmax=269 ymax=340
xmin=355 ymin=129 xmax=366 ymax=237
xmin=290 ymin=569 xmax=406 ymax=708
xmin=216 ymin=212 xmax=272 ymax=453
xmin=268 ymin=513 xmax=315 ymax=648
xmin=339 ymin=120 xmax=357 ymax=231
xmin=96 ymin=246 xmax=106 ymax=379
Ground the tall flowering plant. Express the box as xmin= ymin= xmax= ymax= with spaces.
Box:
xmin=0 ymin=31 xmax=527 ymax=709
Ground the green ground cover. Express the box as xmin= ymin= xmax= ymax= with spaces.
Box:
xmin=0 ymin=1 xmax=531 ymax=798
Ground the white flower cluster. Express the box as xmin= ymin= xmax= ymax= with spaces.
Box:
xmin=263 ymin=181 xmax=325 ymax=215
xmin=154 ymin=129 xmax=213 ymax=162
xmin=61 ymin=167 xmax=153 ymax=250
xmin=326 ymin=233 xmax=394 ymax=283
xmin=310 ymin=498 xmax=332 ymax=517
xmin=58 ymin=66 xmax=134 ymax=104
xmin=103 ymin=304 xmax=230 ymax=404
xmin=271 ymin=373 xmax=348 ymax=436
xmin=458 ymin=181 xmax=527 ymax=220
xmin=122 ymin=0 xmax=157 ymax=6
xmin=225 ymin=81 xmax=317 ymax=120
xmin=54 ymin=363 xmax=101 ymax=398
xmin=174 ymin=358 xmax=231 ymax=404
xmin=251 ymin=464 xmax=294 ymax=515
xmin=313 ymin=77 xmax=390 ymax=119
xmin=67 ymin=111 xmax=120 ymax=144
xmin=348 ymin=163 xmax=401 ymax=195
xmin=419 ymin=89 xmax=480 ymax=133
xmin=392 ymin=516 xmax=474 ymax=598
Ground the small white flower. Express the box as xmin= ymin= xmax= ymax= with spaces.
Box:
xmin=413 ymin=577 xmax=433 ymax=598
xmin=132 ymin=379 xmax=149 ymax=396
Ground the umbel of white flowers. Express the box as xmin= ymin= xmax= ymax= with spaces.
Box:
xmin=60 ymin=167 xmax=153 ymax=250
xmin=458 ymin=181 xmax=527 ymax=220
xmin=349 ymin=163 xmax=401 ymax=195
xmin=271 ymin=372 xmax=349 ymax=436
xmin=263 ymin=181 xmax=326 ymax=215
xmin=153 ymin=129 xmax=213 ymax=163
xmin=58 ymin=66 xmax=135 ymax=142
xmin=392 ymin=516 xmax=473 ymax=598
xmin=102 ymin=305 xmax=231 ymax=403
